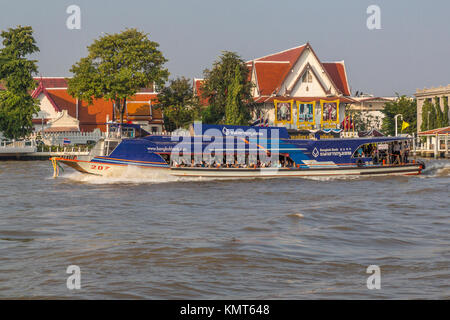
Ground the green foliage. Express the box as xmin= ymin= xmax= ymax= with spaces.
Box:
xmin=420 ymin=96 xmax=449 ymax=131
xmin=434 ymin=96 xmax=444 ymax=128
xmin=421 ymin=99 xmax=433 ymax=131
xmin=201 ymin=51 xmax=252 ymax=124
xmin=381 ymin=95 xmax=417 ymax=135
xmin=224 ymin=65 xmax=250 ymax=125
xmin=443 ymin=96 xmax=449 ymax=127
xmin=156 ymin=77 xmax=201 ymax=131
xmin=68 ymin=28 xmax=169 ymax=124
xmin=0 ymin=26 xmax=39 ymax=140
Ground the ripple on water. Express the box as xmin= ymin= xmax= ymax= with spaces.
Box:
xmin=0 ymin=160 xmax=448 ymax=299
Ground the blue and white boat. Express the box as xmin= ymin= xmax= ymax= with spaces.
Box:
xmin=51 ymin=123 xmax=424 ymax=178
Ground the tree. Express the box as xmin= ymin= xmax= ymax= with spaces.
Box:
xmin=443 ymin=96 xmax=449 ymax=127
xmin=427 ymin=100 xmax=437 ymax=130
xmin=201 ymin=51 xmax=252 ymax=124
xmin=434 ymin=96 xmax=444 ymax=128
xmin=156 ymin=77 xmax=201 ymax=131
xmin=381 ymin=95 xmax=417 ymax=136
xmin=0 ymin=26 xmax=40 ymax=140
xmin=421 ymin=99 xmax=433 ymax=131
xmin=67 ymin=28 xmax=169 ymax=127
xmin=224 ymin=65 xmax=250 ymax=125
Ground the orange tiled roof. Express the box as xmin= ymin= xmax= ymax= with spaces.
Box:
xmin=255 ymin=45 xmax=307 ymax=65
xmin=193 ymin=79 xmax=209 ymax=106
xmin=125 ymin=93 xmax=160 ymax=121
xmin=32 ymin=78 xmax=160 ymax=131
xmin=419 ymin=126 xmax=450 ymax=135
xmin=322 ymin=62 xmax=351 ymax=96
xmin=44 ymin=126 xmax=79 ymax=132
xmin=253 ymin=62 xmax=291 ymax=96
xmin=34 ymin=77 xmax=68 ymax=88
xmin=47 ymin=89 xmax=77 ymax=118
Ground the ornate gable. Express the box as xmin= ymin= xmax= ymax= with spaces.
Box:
xmin=278 ymin=44 xmax=339 ymax=97
xmin=248 ymin=43 xmax=351 ymax=100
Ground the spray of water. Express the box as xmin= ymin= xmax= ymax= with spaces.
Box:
xmin=419 ymin=160 xmax=450 ymax=178
xmin=60 ymin=166 xmax=203 ymax=185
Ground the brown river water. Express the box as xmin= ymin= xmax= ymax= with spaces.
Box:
xmin=0 ymin=159 xmax=448 ymax=299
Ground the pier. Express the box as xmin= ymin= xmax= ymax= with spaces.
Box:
xmin=415 ymin=126 xmax=450 ymax=159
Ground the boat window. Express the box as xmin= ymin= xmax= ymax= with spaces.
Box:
xmin=106 ymin=141 xmax=119 ymax=156
xmin=352 ymin=143 xmax=375 ymax=158
xmin=169 ymin=151 xmax=287 ymax=169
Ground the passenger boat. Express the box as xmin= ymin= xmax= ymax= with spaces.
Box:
xmin=51 ymin=123 xmax=425 ymax=178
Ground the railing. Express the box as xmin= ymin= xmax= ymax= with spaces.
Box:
xmin=30 ymin=129 xmax=105 ymax=146
xmin=36 ymin=145 xmax=92 ymax=153
xmin=0 ymin=140 xmax=37 ymax=153
xmin=0 ymin=140 xmax=36 ymax=148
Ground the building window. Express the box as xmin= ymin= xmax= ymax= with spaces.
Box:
xmin=302 ymin=70 xmax=312 ymax=83
xmin=151 ymin=126 xmax=158 ymax=133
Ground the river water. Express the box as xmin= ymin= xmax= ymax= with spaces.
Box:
xmin=0 ymin=159 xmax=448 ymax=299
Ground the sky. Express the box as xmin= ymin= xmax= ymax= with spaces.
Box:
xmin=1 ymin=0 xmax=449 ymax=96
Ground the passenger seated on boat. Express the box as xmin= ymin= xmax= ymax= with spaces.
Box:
xmin=356 ymin=147 xmax=363 ymax=157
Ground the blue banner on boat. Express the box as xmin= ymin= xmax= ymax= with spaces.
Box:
xmin=193 ymin=123 xmax=290 ymax=139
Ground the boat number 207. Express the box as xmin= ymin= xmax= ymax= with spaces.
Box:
xmin=90 ymin=165 xmax=110 ymax=171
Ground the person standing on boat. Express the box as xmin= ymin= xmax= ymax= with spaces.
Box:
xmin=404 ymin=142 xmax=410 ymax=163
xmin=393 ymin=142 xmax=401 ymax=164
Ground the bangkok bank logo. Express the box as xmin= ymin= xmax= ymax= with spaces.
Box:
xmin=222 ymin=127 xmax=230 ymax=136
xmin=312 ymin=147 xmax=319 ymax=158
xmin=221 ymin=127 xmax=262 ymax=137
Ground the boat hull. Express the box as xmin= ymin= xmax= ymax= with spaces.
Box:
xmin=53 ymin=157 xmax=169 ymax=177
xmin=53 ymin=157 xmax=423 ymax=178
xmin=170 ymin=164 xmax=423 ymax=178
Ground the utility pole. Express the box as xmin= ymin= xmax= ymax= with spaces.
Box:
xmin=394 ymin=114 xmax=403 ymax=136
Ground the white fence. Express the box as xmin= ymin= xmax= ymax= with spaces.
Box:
xmin=31 ymin=129 xmax=105 ymax=146
xmin=0 ymin=140 xmax=37 ymax=154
